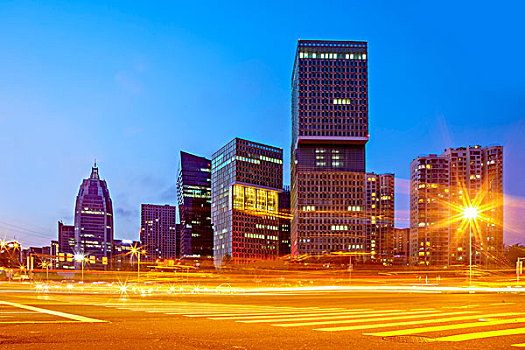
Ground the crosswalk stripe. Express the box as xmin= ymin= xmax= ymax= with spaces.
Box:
xmin=208 ymin=309 xmax=381 ymax=320
xmin=365 ymin=316 xmax=525 ymax=337
xmin=314 ymin=312 xmax=520 ymax=332
xmin=0 ymin=300 xmax=106 ymax=323
xmin=435 ymin=327 xmax=525 ymax=342
xmin=263 ymin=310 xmax=463 ymax=326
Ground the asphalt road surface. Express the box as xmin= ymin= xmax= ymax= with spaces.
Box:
xmin=1 ymin=285 xmax=524 ymax=349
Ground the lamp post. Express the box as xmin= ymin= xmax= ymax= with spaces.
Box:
xmin=130 ymin=247 xmax=146 ymax=282
xmin=517 ymin=257 xmax=525 ymax=283
xmin=74 ymin=253 xmax=85 ymax=282
xmin=462 ymin=206 xmax=479 ymax=287
xmin=42 ymin=261 xmax=49 ymax=281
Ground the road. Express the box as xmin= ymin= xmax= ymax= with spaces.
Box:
xmin=0 ymin=283 xmax=524 ymax=349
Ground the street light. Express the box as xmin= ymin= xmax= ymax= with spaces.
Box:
xmin=74 ymin=253 xmax=86 ymax=282
xmin=129 ymin=245 xmax=146 ymax=282
xmin=40 ymin=261 xmax=50 ymax=281
xmin=462 ymin=205 xmax=480 ymax=286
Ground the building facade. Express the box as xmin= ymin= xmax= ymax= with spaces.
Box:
xmin=442 ymin=146 xmax=483 ymax=265
xmin=392 ymin=228 xmax=410 ymax=265
xmin=0 ymin=241 xmax=21 ymax=269
xmin=113 ymin=239 xmax=141 ymax=270
xmin=410 ymin=154 xmax=450 ymax=266
xmin=140 ymin=204 xmax=178 ymax=261
xmin=177 ymin=151 xmax=213 ymax=259
xmin=291 ymin=40 xmax=369 ymax=257
xmin=211 ymin=138 xmax=283 ymax=265
xmin=74 ymin=163 xmax=114 ymax=268
xmin=278 ymin=187 xmax=292 ymax=256
xmin=481 ymin=146 xmax=504 ymax=265
xmin=365 ymin=173 xmax=395 ymax=264
xmin=58 ymin=221 xmax=75 ymax=255
xmin=409 ymin=146 xmax=503 ymax=266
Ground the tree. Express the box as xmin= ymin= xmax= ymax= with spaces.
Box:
xmin=504 ymin=243 xmax=525 ymax=266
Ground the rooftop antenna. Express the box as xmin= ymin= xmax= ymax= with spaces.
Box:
xmin=94 ymin=158 xmax=97 ymax=168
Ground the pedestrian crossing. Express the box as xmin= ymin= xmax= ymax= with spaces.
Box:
xmin=98 ymin=300 xmax=525 ymax=344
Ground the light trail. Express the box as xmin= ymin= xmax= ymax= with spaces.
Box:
xmin=209 ymin=309 xmax=379 ymax=320
xmin=270 ymin=310 xmax=465 ymax=327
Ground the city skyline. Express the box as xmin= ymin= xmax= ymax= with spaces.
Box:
xmin=1 ymin=1 xmax=524 ymax=247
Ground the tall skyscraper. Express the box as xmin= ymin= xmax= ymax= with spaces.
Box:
xmin=211 ymin=138 xmax=283 ymax=265
xmin=410 ymin=146 xmax=503 ymax=266
xmin=74 ymin=163 xmax=113 ymax=267
xmin=365 ymin=173 xmax=395 ymax=264
xmin=177 ymin=151 xmax=213 ymax=259
xmin=291 ymin=40 xmax=369 ymax=257
xmin=140 ymin=204 xmax=178 ymax=260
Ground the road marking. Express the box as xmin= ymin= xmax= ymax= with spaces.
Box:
xmin=314 ymin=312 xmax=520 ymax=332
xmin=207 ymin=309 xmax=378 ymax=320
xmin=271 ymin=310 xmax=467 ymax=327
xmin=0 ymin=301 xmax=107 ymax=323
xmin=435 ymin=327 xmax=525 ymax=342
xmin=365 ymin=316 xmax=525 ymax=336
xmin=512 ymin=344 xmax=525 ymax=347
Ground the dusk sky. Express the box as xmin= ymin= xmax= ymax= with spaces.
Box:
xmin=1 ymin=1 xmax=524 ymax=247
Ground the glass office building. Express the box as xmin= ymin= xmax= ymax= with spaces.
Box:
xmin=211 ymin=138 xmax=283 ymax=266
xmin=177 ymin=151 xmax=213 ymax=258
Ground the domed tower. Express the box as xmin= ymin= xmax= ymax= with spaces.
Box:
xmin=74 ymin=162 xmax=114 ymax=268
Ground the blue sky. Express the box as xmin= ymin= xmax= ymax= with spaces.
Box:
xmin=1 ymin=0 xmax=524 ymax=247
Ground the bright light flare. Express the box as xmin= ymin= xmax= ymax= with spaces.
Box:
xmin=117 ymin=283 xmax=128 ymax=295
xmin=462 ymin=206 xmax=480 ymax=220
xmin=74 ymin=253 xmax=85 ymax=262
xmin=126 ymin=243 xmax=146 ymax=259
